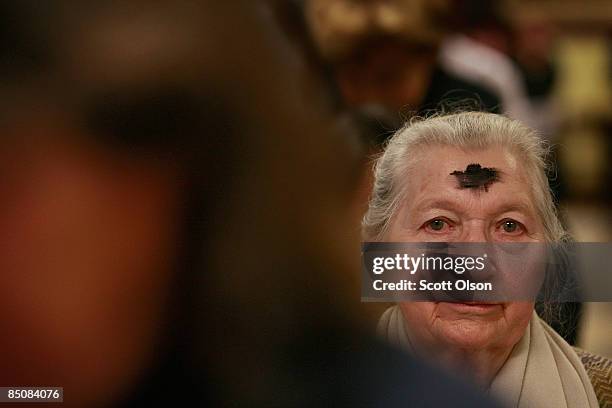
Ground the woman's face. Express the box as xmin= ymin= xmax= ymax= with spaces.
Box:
xmin=387 ymin=145 xmax=544 ymax=351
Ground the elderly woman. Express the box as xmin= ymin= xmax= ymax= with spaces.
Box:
xmin=364 ymin=112 xmax=607 ymax=407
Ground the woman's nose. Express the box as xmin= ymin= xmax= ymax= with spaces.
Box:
xmin=460 ymin=222 xmax=489 ymax=242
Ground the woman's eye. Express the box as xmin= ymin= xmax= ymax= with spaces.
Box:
xmin=500 ymin=219 xmax=524 ymax=234
xmin=427 ymin=219 xmax=448 ymax=232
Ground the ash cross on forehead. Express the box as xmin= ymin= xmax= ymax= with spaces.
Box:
xmin=450 ymin=164 xmax=500 ymax=192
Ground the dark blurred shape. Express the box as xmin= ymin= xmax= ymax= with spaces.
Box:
xmin=0 ymin=1 xmax=501 ymax=407
xmin=270 ymin=0 xmax=345 ymax=112
xmin=85 ymin=88 xmax=204 ymax=149
xmin=450 ymin=0 xmax=512 ymax=53
xmin=0 ymin=2 xmax=52 ymax=78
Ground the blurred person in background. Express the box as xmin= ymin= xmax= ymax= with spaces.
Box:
xmin=439 ymin=0 xmax=560 ymax=138
xmin=439 ymin=1 xmax=534 ymax=126
xmin=513 ymin=17 xmax=561 ymax=138
xmin=366 ymin=112 xmax=608 ymax=407
xmin=0 ymin=1 xmax=502 ymax=407
xmin=305 ymin=0 xmax=501 ymax=147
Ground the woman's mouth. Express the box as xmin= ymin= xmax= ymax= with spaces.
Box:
xmin=438 ymin=302 xmax=503 ymax=314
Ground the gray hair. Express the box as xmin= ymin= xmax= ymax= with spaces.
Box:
xmin=362 ymin=111 xmax=567 ymax=242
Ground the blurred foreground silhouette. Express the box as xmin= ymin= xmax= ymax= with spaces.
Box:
xmin=0 ymin=1 xmax=501 ymax=407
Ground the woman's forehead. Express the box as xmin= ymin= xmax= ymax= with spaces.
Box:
xmin=407 ymin=146 xmax=520 ymax=186
xmin=412 ymin=145 xmax=518 ymax=176
xmin=403 ymin=145 xmax=534 ymax=212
